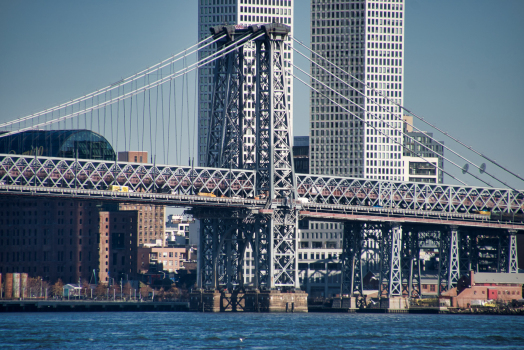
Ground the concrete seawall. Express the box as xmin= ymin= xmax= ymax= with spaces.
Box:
xmin=0 ymin=300 xmax=189 ymax=312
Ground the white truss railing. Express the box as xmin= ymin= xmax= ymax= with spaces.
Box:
xmin=295 ymin=173 xmax=524 ymax=216
xmin=0 ymin=154 xmax=255 ymax=198
xmin=1 ymin=154 xmax=523 ymax=218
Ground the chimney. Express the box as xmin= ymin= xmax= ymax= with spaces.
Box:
xmin=469 ymin=270 xmax=475 ymax=286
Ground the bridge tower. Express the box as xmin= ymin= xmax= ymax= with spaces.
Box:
xmin=196 ymin=24 xmax=298 ymax=291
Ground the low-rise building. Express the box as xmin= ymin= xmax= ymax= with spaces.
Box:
xmin=137 ymin=247 xmax=186 ymax=274
xmin=447 ymin=271 xmax=524 ymax=308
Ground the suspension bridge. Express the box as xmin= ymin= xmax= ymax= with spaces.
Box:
xmin=0 ymin=24 xmax=523 ymax=304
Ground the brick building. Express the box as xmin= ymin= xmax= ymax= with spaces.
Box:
xmin=0 ymin=197 xmax=144 ymax=284
xmin=137 ymin=247 xmax=186 ymax=274
xmin=446 ymin=271 xmax=524 ymax=308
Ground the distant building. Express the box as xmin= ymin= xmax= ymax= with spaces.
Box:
xmin=297 ymin=220 xmax=343 ymax=298
xmin=118 ymin=151 xmax=148 ymax=163
xmin=293 ymin=136 xmax=309 ymax=174
xmin=447 ymin=272 xmax=524 ymax=308
xmin=137 ymin=246 xmax=186 ymax=274
xmin=402 ymin=116 xmax=444 ymax=183
xmin=310 ymin=0 xmax=405 ymax=179
xmin=0 ymin=130 xmax=115 ymax=160
xmin=117 ymin=151 xmax=166 ymax=247
xmin=0 ymin=197 xmax=138 ymax=284
xmin=197 ymin=0 xmax=294 ymax=166
xmin=165 ymin=215 xmax=192 ymax=246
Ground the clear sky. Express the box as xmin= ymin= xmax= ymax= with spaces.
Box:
xmin=0 ymin=0 xmax=523 ymax=189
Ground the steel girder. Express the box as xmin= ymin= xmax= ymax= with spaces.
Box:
xmin=2 ymin=153 xmax=523 ymax=221
xmin=0 ymin=154 xmax=255 ymax=197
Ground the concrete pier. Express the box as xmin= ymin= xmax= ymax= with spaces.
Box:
xmin=190 ymin=290 xmax=308 ymax=312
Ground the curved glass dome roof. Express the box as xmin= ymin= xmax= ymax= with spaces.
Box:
xmin=0 ymin=130 xmax=115 ymax=161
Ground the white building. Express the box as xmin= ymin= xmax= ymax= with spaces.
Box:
xmin=309 ymin=0 xmax=405 ymax=180
xmin=402 ymin=116 xmax=444 ymax=183
xmin=297 ymin=221 xmax=343 ymax=297
xmin=165 ymin=215 xmax=192 ymax=246
xmin=197 ymin=0 xmax=294 ymax=166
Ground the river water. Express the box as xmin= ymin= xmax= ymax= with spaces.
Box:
xmin=1 ymin=312 xmax=523 ymax=349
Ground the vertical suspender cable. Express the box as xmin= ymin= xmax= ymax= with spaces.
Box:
xmin=148 ymin=75 xmax=153 ymax=162
xmin=129 ymin=81 xmax=133 ymax=154
xmin=180 ymin=57 xmax=185 ymax=164
xmin=123 ymin=83 xmax=127 ymax=152
xmin=173 ymin=69 xmax=178 ymax=164
xmin=192 ymin=66 xmax=198 ymax=165
xmin=161 ymin=79 xmax=166 ymax=164
xmin=167 ymin=64 xmax=172 ymax=165
xmin=115 ymin=86 xmax=120 ymax=157
xmin=155 ymin=84 xmax=159 ymax=162
xmin=185 ymin=57 xmax=191 ymax=162
xmin=135 ymin=79 xmax=140 ymax=153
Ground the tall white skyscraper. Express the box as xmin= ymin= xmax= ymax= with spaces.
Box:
xmin=310 ymin=0 xmax=404 ymax=180
xmin=197 ymin=0 xmax=294 ymax=166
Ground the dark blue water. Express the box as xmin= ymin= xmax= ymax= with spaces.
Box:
xmin=1 ymin=312 xmax=523 ymax=349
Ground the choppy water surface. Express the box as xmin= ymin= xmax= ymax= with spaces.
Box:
xmin=1 ymin=312 xmax=523 ymax=349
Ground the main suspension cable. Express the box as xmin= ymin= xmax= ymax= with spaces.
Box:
xmin=0 ymin=34 xmax=225 ymax=130
xmin=294 ymin=37 xmax=521 ymax=189
xmin=0 ymin=33 xmax=262 ymax=138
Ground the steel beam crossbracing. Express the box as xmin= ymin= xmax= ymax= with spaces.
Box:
xmin=254 ymin=25 xmax=298 ymax=288
xmin=438 ymin=226 xmax=460 ymax=294
xmin=198 ymin=24 xmax=297 ymax=290
xmin=400 ymin=225 xmax=422 ymax=298
xmin=508 ymin=231 xmax=518 ymax=273
xmin=378 ymin=223 xmax=402 ymax=298
xmin=341 ymin=222 xmax=364 ymax=297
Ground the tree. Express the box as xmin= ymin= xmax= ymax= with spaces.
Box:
xmin=123 ymin=282 xmax=133 ymax=298
xmin=94 ymin=283 xmax=107 ymax=299
xmin=139 ymin=284 xmax=153 ymax=300
xmin=28 ymin=277 xmax=42 ymax=298
xmin=81 ymin=279 xmax=90 ymax=298
xmin=51 ymin=278 xmax=64 ymax=297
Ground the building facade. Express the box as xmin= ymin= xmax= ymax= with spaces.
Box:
xmin=197 ymin=0 xmax=294 ymax=166
xmin=117 ymin=151 xmax=166 ymax=246
xmin=310 ymin=0 xmax=405 ymax=180
xmin=402 ymin=116 xmax=444 ymax=183
xmin=293 ymin=136 xmax=310 ymax=174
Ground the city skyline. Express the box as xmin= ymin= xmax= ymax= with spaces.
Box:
xmin=0 ymin=0 xmax=522 ymax=189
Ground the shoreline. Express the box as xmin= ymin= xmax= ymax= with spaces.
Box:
xmin=2 ymin=300 xmax=524 ymax=315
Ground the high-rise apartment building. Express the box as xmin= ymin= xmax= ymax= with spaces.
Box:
xmin=310 ymin=0 xmax=404 ymax=180
xmin=197 ymin=0 xmax=294 ymax=166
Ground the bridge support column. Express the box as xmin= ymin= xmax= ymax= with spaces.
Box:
xmin=341 ymin=222 xmax=363 ymax=298
xmin=389 ymin=224 xmax=402 ymax=297
xmin=401 ymin=225 xmax=421 ymax=298
xmin=379 ymin=224 xmax=402 ymax=298
xmin=508 ymin=230 xmax=518 ymax=273
xmin=438 ymin=226 xmax=460 ymax=294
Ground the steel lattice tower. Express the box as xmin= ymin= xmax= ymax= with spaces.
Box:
xmin=198 ymin=24 xmax=298 ymax=291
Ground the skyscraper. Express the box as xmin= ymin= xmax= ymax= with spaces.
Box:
xmin=310 ymin=0 xmax=405 ymax=181
xmin=197 ymin=0 xmax=294 ymax=166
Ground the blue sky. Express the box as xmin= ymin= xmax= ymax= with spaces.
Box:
xmin=0 ymin=0 xmax=523 ymax=189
